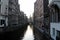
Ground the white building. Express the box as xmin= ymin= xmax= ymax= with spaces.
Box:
xmin=49 ymin=0 xmax=60 ymax=40
xmin=0 ymin=0 xmax=8 ymax=27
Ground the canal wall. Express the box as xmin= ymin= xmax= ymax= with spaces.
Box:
xmin=33 ymin=27 xmax=44 ymax=40
xmin=0 ymin=24 xmax=28 ymax=40
xmin=33 ymin=26 xmax=50 ymax=40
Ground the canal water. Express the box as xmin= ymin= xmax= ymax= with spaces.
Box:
xmin=22 ymin=25 xmax=34 ymax=40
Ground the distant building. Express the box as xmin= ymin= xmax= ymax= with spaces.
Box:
xmin=18 ymin=11 xmax=28 ymax=26
xmin=28 ymin=16 xmax=33 ymax=24
xmin=48 ymin=0 xmax=60 ymax=40
xmin=33 ymin=0 xmax=50 ymax=40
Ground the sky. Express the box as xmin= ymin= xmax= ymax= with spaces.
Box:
xmin=19 ymin=0 xmax=36 ymax=18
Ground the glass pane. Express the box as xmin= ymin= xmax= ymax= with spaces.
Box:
xmin=53 ymin=28 xmax=55 ymax=36
xmin=57 ymin=31 xmax=60 ymax=37
xmin=1 ymin=20 xmax=5 ymax=25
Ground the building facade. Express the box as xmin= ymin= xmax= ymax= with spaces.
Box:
xmin=0 ymin=0 xmax=8 ymax=27
xmin=0 ymin=0 xmax=21 ymax=31
xmin=8 ymin=0 xmax=19 ymax=27
xmin=33 ymin=0 xmax=50 ymax=40
xmin=49 ymin=0 xmax=60 ymax=40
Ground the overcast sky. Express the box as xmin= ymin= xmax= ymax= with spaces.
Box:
xmin=19 ymin=0 xmax=36 ymax=18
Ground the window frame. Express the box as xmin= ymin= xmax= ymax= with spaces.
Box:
xmin=52 ymin=28 xmax=55 ymax=36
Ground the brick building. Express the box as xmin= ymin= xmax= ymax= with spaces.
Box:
xmin=33 ymin=0 xmax=50 ymax=40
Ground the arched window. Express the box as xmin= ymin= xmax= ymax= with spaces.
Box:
xmin=50 ymin=4 xmax=59 ymax=22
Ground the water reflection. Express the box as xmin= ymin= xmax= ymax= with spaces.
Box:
xmin=22 ymin=25 xmax=34 ymax=40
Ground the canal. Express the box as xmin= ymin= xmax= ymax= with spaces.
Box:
xmin=0 ymin=25 xmax=34 ymax=40
xmin=22 ymin=25 xmax=34 ymax=40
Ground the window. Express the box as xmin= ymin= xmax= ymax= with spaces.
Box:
xmin=50 ymin=4 xmax=60 ymax=22
xmin=58 ymin=11 xmax=60 ymax=22
xmin=57 ymin=31 xmax=60 ymax=37
xmin=1 ymin=20 xmax=5 ymax=25
xmin=52 ymin=28 xmax=55 ymax=36
xmin=56 ymin=31 xmax=60 ymax=40
xmin=0 ymin=20 xmax=5 ymax=25
xmin=9 ymin=0 xmax=13 ymax=4
xmin=9 ymin=7 xmax=12 ymax=11
xmin=50 ymin=8 xmax=58 ymax=22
